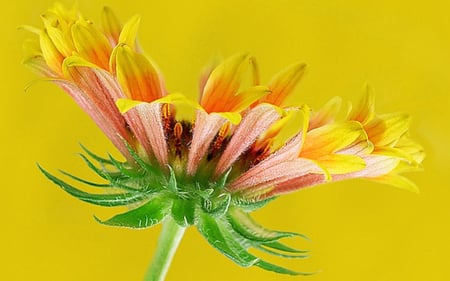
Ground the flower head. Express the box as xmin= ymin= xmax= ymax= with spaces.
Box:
xmin=24 ymin=3 xmax=424 ymax=275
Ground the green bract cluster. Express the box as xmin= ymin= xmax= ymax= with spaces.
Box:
xmin=39 ymin=142 xmax=312 ymax=275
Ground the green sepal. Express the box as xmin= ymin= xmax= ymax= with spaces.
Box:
xmin=38 ymin=164 xmax=149 ymax=207
xmin=59 ymin=169 xmax=111 ymax=187
xmin=95 ymin=195 xmax=171 ymax=228
xmin=255 ymin=260 xmax=315 ymax=276
xmin=227 ymin=207 xmax=305 ymax=242
xmin=197 ymin=213 xmax=259 ymax=267
xmin=203 ymin=193 xmax=231 ymax=218
xmin=79 ymin=143 xmax=114 ymax=166
xmin=122 ymin=138 xmax=161 ymax=175
xmin=255 ymin=245 xmax=309 ymax=259
xmin=215 ymin=168 xmax=232 ymax=190
xmin=171 ymin=198 xmax=196 ymax=227
xmin=166 ymin=166 xmax=178 ymax=193
xmin=108 ymin=153 xmax=144 ymax=178
xmin=233 ymin=196 xmax=276 ymax=212
xmin=262 ymin=240 xmax=308 ymax=253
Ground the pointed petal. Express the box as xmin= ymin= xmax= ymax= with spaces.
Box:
xmin=301 ymin=121 xmax=365 ymax=158
xmin=365 ymin=113 xmax=411 ymax=147
xmin=115 ymin=44 xmax=164 ymax=102
xmin=348 ymin=84 xmax=375 ymax=125
xmin=309 ymin=96 xmax=342 ymax=130
xmin=39 ymin=29 xmax=64 ymax=74
xmin=200 ymin=53 xmax=259 ymax=113
xmin=261 ymin=62 xmax=306 ymax=106
xmin=215 ymin=104 xmax=281 ymax=176
xmin=101 ymin=6 xmax=122 ymax=46
xmin=71 ymin=21 xmax=112 ymax=69
xmin=368 ymin=174 xmax=419 ymax=193
xmin=118 ymin=15 xmax=141 ymax=49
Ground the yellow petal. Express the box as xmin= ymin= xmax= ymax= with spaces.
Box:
xmin=301 ymin=121 xmax=365 ymax=158
xmin=118 ymin=15 xmax=141 ymax=49
xmin=116 ymin=98 xmax=144 ymax=114
xmin=115 ymin=44 xmax=164 ymax=102
xmin=71 ymin=21 xmax=112 ymax=70
xmin=365 ymin=113 xmax=411 ymax=147
xmin=261 ymin=62 xmax=306 ymax=107
xmin=39 ymin=29 xmax=64 ymax=74
xmin=348 ymin=84 xmax=375 ymax=125
xmin=41 ymin=13 xmax=75 ymax=58
xmin=319 ymin=154 xmax=366 ymax=174
xmin=309 ymin=96 xmax=342 ymax=130
xmin=369 ymin=174 xmax=419 ymax=193
xmin=228 ymin=85 xmax=270 ymax=113
xmin=101 ymin=6 xmax=122 ymax=45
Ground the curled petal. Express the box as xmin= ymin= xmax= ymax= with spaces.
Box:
xmin=101 ymin=6 xmax=122 ymax=46
xmin=365 ymin=113 xmax=411 ymax=147
xmin=348 ymin=84 xmax=375 ymax=126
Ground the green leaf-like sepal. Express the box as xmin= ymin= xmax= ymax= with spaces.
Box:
xmin=95 ymin=195 xmax=171 ymax=228
xmin=197 ymin=212 xmax=259 ymax=267
xmin=38 ymin=164 xmax=150 ymax=207
xmin=171 ymin=198 xmax=196 ymax=227
xmin=255 ymin=260 xmax=315 ymax=276
xmin=227 ymin=207 xmax=306 ymax=242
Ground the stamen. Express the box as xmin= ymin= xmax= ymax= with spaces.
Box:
xmin=174 ymin=122 xmax=183 ymax=158
xmin=162 ymin=103 xmax=172 ymax=134
xmin=208 ymin=122 xmax=230 ymax=160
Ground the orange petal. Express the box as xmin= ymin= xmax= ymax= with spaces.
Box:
xmin=261 ymin=62 xmax=306 ymax=107
xmin=101 ymin=6 xmax=122 ymax=46
xmin=115 ymin=44 xmax=164 ymax=102
xmin=200 ymin=53 xmax=259 ymax=113
xmin=71 ymin=21 xmax=113 ymax=70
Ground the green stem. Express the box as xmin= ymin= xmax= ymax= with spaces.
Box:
xmin=144 ymin=217 xmax=185 ymax=281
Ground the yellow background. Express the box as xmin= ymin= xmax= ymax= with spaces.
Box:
xmin=3 ymin=0 xmax=449 ymax=280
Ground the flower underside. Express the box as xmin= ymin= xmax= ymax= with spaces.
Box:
xmin=24 ymin=3 xmax=424 ymax=276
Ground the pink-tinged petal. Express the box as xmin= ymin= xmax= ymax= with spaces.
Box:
xmin=260 ymin=174 xmax=327 ymax=199
xmin=334 ymin=155 xmax=400 ymax=180
xmin=230 ymin=158 xmax=324 ymax=194
xmin=214 ymin=104 xmax=281 ymax=177
xmin=100 ymin=6 xmax=122 ymax=46
xmin=53 ymin=80 xmax=132 ymax=160
xmin=260 ymin=62 xmax=306 ymax=107
xmin=132 ymin=103 xmax=169 ymax=166
xmin=187 ymin=110 xmax=227 ymax=175
xmin=228 ymin=133 xmax=303 ymax=191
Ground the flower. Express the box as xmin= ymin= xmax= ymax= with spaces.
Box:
xmin=23 ymin=3 xmax=424 ymax=277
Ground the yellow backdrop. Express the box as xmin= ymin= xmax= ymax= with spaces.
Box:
xmin=3 ymin=0 xmax=448 ymax=280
